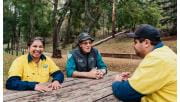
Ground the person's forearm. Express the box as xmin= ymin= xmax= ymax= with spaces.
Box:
xmin=72 ymin=71 xmax=91 ymax=78
xmin=6 ymin=76 xmax=38 ymax=90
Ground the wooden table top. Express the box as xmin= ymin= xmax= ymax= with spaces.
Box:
xmin=4 ymin=71 xmax=121 ymax=102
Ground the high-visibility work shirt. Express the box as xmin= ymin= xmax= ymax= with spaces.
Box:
xmin=129 ymin=46 xmax=177 ymax=102
xmin=8 ymin=54 xmax=60 ymax=83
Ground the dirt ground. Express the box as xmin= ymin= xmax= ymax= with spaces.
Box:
xmin=52 ymin=54 xmax=141 ymax=75
xmin=103 ymin=57 xmax=141 ymax=73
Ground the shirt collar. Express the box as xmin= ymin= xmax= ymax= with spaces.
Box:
xmin=154 ymin=42 xmax=164 ymax=49
xmin=28 ymin=53 xmax=46 ymax=63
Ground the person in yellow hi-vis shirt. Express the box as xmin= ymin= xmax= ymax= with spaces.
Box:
xmin=112 ymin=24 xmax=176 ymax=102
xmin=6 ymin=37 xmax=64 ymax=92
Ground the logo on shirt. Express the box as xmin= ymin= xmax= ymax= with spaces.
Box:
xmin=77 ymin=59 xmax=83 ymax=63
xmin=89 ymin=57 xmax=94 ymax=61
xmin=43 ymin=64 xmax=48 ymax=68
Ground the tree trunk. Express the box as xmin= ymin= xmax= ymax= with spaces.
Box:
xmin=52 ymin=0 xmax=61 ymax=58
xmin=22 ymin=48 xmax=25 ymax=55
xmin=52 ymin=0 xmax=71 ymax=58
xmin=103 ymin=10 xmax=105 ymax=38
xmin=112 ymin=0 xmax=116 ymax=37
xmin=84 ymin=0 xmax=89 ymax=32
xmin=11 ymin=3 xmax=18 ymax=55
xmin=29 ymin=0 xmax=35 ymax=39
xmin=108 ymin=27 xmax=110 ymax=35
xmin=11 ymin=37 xmax=14 ymax=55
xmin=16 ymin=26 xmax=21 ymax=56
xmin=63 ymin=10 xmax=72 ymax=47
xmin=7 ymin=41 xmax=10 ymax=54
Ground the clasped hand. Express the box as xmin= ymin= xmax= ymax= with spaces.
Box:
xmin=114 ymin=72 xmax=130 ymax=82
xmin=35 ymin=81 xmax=62 ymax=92
xmin=88 ymin=69 xmax=105 ymax=79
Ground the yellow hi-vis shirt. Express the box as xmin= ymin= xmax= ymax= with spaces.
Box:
xmin=129 ymin=46 xmax=177 ymax=102
xmin=8 ymin=54 xmax=60 ymax=83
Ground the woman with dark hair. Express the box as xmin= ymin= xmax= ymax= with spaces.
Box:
xmin=6 ymin=37 xmax=64 ymax=92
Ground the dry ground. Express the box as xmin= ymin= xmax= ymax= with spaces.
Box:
xmin=52 ymin=55 xmax=141 ymax=73
xmin=95 ymin=36 xmax=177 ymax=53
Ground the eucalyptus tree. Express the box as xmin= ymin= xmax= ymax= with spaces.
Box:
xmin=4 ymin=0 xmax=53 ymax=55
xmin=4 ymin=0 xmax=14 ymax=53
xmin=4 ymin=0 xmax=20 ymax=55
xmin=116 ymin=0 xmax=161 ymax=31
xmin=62 ymin=0 xmax=112 ymax=46
xmin=154 ymin=0 xmax=176 ymax=35
xmin=51 ymin=0 xmax=71 ymax=58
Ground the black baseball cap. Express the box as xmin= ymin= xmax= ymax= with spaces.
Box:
xmin=78 ymin=32 xmax=94 ymax=43
xmin=127 ymin=24 xmax=161 ymax=41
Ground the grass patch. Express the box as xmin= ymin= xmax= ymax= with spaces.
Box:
xmin=3 ymin=52 xmax=17 ymax=83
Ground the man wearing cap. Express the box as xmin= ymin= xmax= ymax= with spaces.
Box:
xmin=66 ymin=32 xmax=107 ymax=79
xmin=112 ymin=24 xmax=176 ymax=102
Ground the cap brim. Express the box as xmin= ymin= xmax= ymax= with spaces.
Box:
xmin=126 ymin=32 xmax=138 ymax=38
xmin=81 ymin=37 xmax=94 ymax=41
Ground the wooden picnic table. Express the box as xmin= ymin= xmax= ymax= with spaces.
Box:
xmin=4 ymin=71 xmax=122 ymax=102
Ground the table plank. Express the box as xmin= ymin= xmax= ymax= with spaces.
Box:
xmin=95 ymin=95 xmax=121 ymax=102
xmin=67 ymin=87 xmax=116 ymax=102
xmin=8 ymin=75 xmax=115 ymax=102
xmin=4 ymin=78 xmax=91 ymax=101
xmin=3 ymin=78 xmax=78 ymax=95
xmin=4 ymin=71 xmax=119 ymax=102
xmin=61 ymin=77 xmax=114 ymax=101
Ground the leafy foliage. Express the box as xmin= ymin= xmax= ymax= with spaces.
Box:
xmin=4 ymin=0 xmax=176 ymax=51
